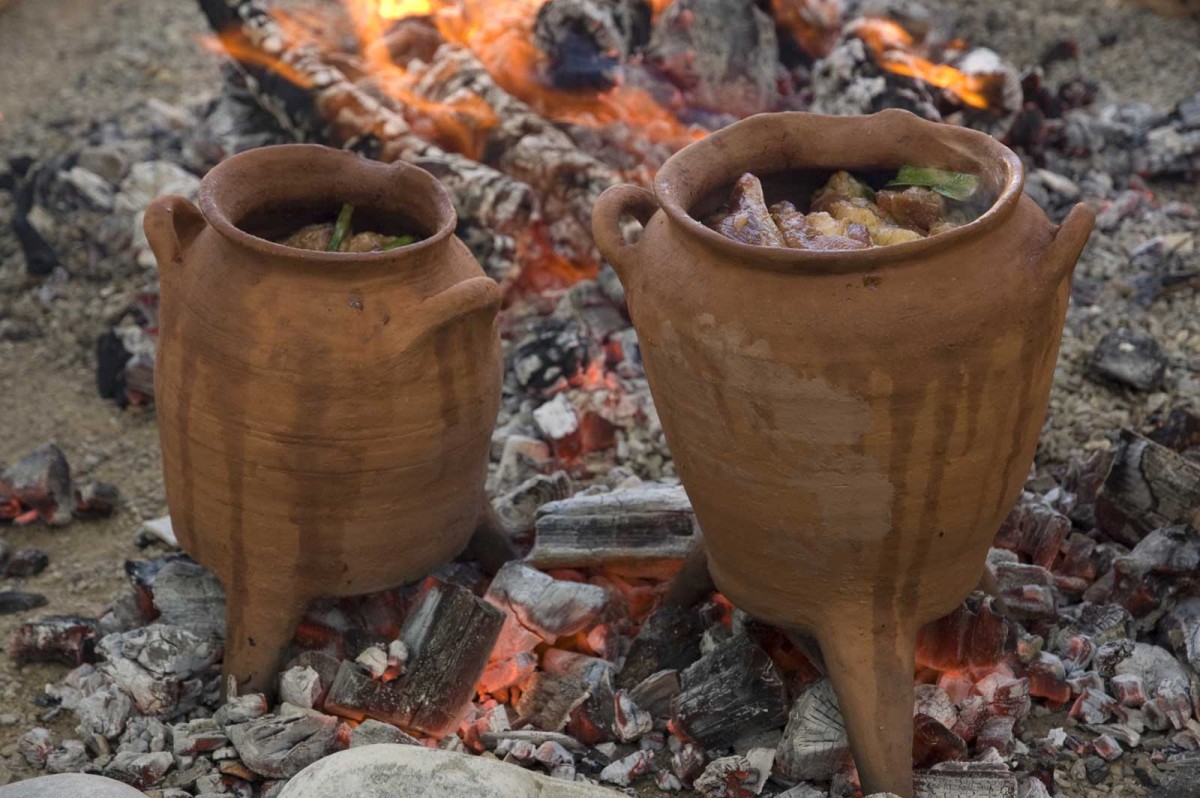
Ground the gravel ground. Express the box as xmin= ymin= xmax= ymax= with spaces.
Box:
xmin=0 ymin=0 xmax=1198 ymax=793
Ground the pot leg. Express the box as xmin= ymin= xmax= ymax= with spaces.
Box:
xmin=816 ymin=616 xmax=916 ymax=798
xmin=464 ymin=499 xmax=518 ymax=576
xmin=222 ymin=583 xmax=307 ymax=698
xmin=662 ymin=536 xmax=715 ymax=608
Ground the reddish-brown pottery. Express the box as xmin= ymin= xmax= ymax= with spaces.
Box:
xmin=593 ymin=110 xmax=1094 ymax=797
xmin=145 ymin=145 xmax=505 ymax=696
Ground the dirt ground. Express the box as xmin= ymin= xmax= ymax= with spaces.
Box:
xmin=0 ymin=0 xmax=1198 ymax=792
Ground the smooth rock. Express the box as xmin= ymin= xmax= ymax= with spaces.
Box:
xmin=0 ymin=774 xmax=146 ymax=797
xmin=1090 ymin=328 xmax=1167 ymax=391
xmin=280 ymin=744 xmax=615 ymax=798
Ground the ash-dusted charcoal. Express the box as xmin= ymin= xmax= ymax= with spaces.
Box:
xmin=0 ymin=591 xmax=48 ymax=614
xmin=278 ymin=666 xmax=323 ymax=711
xmin=915 ymin=593 xmax=1015 ymax=671
xmin=1161 ymin=597 xmax=1200 ymax=672
xmin=912 ymin=761 xmax=1018 ymax=797
xmin=670 ymin=634 xmax=788 ymax=748
xmin=479 ymin=729 xmax=587 ymax=753
xmin=628 ymin=669 xmax=680 ymax=725
xmin=1094 ymin=431 xmax=1200 ymax=546
xmin=147 ymin=560 xmax=226 ymax=640
xmin=988 ymin=558 xmax=1059 ymax=621
xmin=529 ymin=483 xmax=698 ymax=569
xmin=214 ymin=692 xmax=270 ymax=727
xmin=74 ymin=684 xmax=134 ymax=744
xmin=226 ymin=713 xmax=341 ymax=779
xmin=0 ymin=443 xmax=74 ymax=526
xmin=1097 ymin=526 xmax=1200 ymax=616
xmin=104 ymin=751 xmax=174 ymax=789
xmin=349 ymin=719 xmax=419 ymax=748
xmin=1148 ymin=406 xmax=1200 ymax=457
xmin=325 ymin=580 xmax=503 ymax=736
xmin=912 ymin=713 xmax=967 ymax=768
xmin=512 ymin=318 xmax=592 ymax=398
xmin=994 ymin=497 xmax=1071 ymax=570
xmin=485 ymin=561 xmax=608 ymax=643
xmin=96 ymin=625 xmax=221 ymax=717
xmin=44 ymin=739 xmax=90 ymax=774
xmin=1089 ymin=329 xmax=1167 ymax=392
xmin=515 ymin=671 xmax=592 ymax=732
xmin=539 ymin=651 xmax=616 ymax=743
xmin=172 ymin=718 xmax=228 ymax=756
xmin=692 ymin=754 xmax=758 ymax=798
xmin=11 ymin=616 xmax=99 ymax=666
xmin=617 ymin=604 xmax=705 ymax=689
xmin=612 ymin=690 xmax=653 ymax=742
xmin=492 ymin=472 xmax=573 ymax=535
xmin=598 ymin=748 xmax=655 ymax=787
xmin=1022 ymin=651 xmax=1070 ymax=703
xmin=74 ymin=480 xmax=120 ymax=518
xmin=913 ymin=685 xmax=958 ymax=730
xmin=776 ymin=678 xmax=848 ymax=782
xmin=19 ymin=727 xmax=55 ymax=768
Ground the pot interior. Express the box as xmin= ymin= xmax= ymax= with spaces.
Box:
xmin=237 ymin=201 xmax=430 ymax=247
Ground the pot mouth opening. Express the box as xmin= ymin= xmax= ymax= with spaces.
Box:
xmin=198 ymin=144 xmax=456 ymax=264
xmin=653 ymin=110 xmax=1026 ymax=272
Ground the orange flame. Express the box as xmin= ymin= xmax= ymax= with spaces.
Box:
xmin=850 ymin=18 xmax=993 ymax=110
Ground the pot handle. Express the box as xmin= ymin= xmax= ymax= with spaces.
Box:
xmin=1041 ymin=201 xmax=1095 ymax=287
xmin=144 ymin=195 xmax=207 ymax=273
xmin=591 ymin=184 xmax=660 ymax=284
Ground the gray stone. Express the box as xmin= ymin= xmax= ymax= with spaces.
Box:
xmin=62 ymin=167 xmax=114 ymax=211
xmin=77 ymin=147 xmax=130 ymax=184
xmin=1090 ymin=328 xmax=1167 ymax=392
xmin=280 ymin=745 xmax=616 ymax=797
xmin=0 ymin=774 xmax=145 ymax=798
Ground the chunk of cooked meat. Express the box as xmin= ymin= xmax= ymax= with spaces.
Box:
xmin=343 ymin=232 xmax=392 ymax=252
xmin=707 ymin=173 xmax=786 ymax=247
xmin=810 ymin=170 xmax=875 ymax=214
xmin=875 ymin=187 xmax=947 ymax=233
xmin=282 ymin=223 xmax=335 ymax=251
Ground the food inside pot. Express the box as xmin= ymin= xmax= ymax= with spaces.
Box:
xmin=705 ymin=167 xmax=986 ymax=250
xmin=277 ymin=203 xmax=422 ymax=252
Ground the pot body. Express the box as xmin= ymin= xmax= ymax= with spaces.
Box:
xmin=147 ymin=145 xmax=502 ymax=691
xmin=594 ymin=110 xmax=1094 ymax=795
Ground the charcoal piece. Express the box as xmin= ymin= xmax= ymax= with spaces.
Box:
xmin=214 ymin=692 xmax=270 ymax=727
xmin=324 ymin=580 xmax=503 ymax=735
xmin=975 ymin=715 xmax=1016 ymax=756
xmin=598 ymin=749 xmax=655 ymax=786
xmin=529 ymin=483 xmax=698 ymax=570
xmin=149 ymin=559 xmax=227 ymax=639
xmin=96 ymin=625 xmax=221 ymax=718
xmin=0 ymin=591 xmax=48 ymax=614
xmin=994 ymin=497 xmax=1070 ymax=570
xmin=75 ymin=481 xmax=120 ymax=517
xmin=45 ymin=739 xmax=90 ymax=774
xmin=4 ymin=549 xmax=49 ymax=578
xmin=104 ymin=751 xmax=174 ymax=789
xmin=912 ymin=763 xmax=1018 ymax=797
xmin=628 ymin=669 xmax=679 ymax=725
xmin=534 ymin=0 xmax=650 ymax=90
xmin=485 ymin=561 xmax=608 ymax=642
xmin=612 ymin=690 xmax=652 ymax=742
xmin=1023 ymin=651 xmax=1070 ymax=703
xmin=776 ymin=678 xmax=848 ymax=782
xmin=913 ymin=684 xmax=958 ymax=730
xmin=692 ymin=755 xmax=757 ymax=797
xmin=989 ymin=560 xmax=1058 ymax=621
xmin=547 ymin=654 xmax=616 ymax=744
xmin=492 ymin=472 xmax=573 ymax=535
xmin=226 ymin=713 xmax=340 ymax=779
xmin=172 ymin=718 xmax=229 ymax=756
xmin=1148 ymin=406 xmax=1200 ymax=457
xmin=915 ymin=593 xmax=1015 ymax=671
xmin=1089 ymin=328 xmax=1167 ymax=391
xmin=648 ymin=0 xmax=780 ymax=116
xmin=670 ymin=634 xmax=788 ymax=748
xmin=912 ymin=713 xmax=967 ymax=769
xmin=1161 ymin=597 xmax=1200 ymax=672
xmin=1094 ymin=430 xmax=1200 ymax=546
xmin=512 ymin=318 xmax=590 ymax=397
xmin=12 ymin=211 xmax=59 ymax=277
xmin=349 ymin=719 xmax=420 ymax=747
xmin=279 ymin=666 xmax=322 ymax=710
xmin=479 ymin=730 xmax=586 ymax=753
xmin=1102 ymin=526 xmax=1200 ymax=616
xmin=618 ymin=604 xmax=705 ymax=689
xmin=11 ymin=614 xmax=100 ymax=667
xmin=118 ymin=716 xmax=170 ymax=754
xmin=19 ymin=727 xmax=55 ymax=768
xmin=516 ymin=671 xmax=592 ymax=732
xmin=0 ymin=443 xmax=74 ymax=526
xmin=1050 ymin=603 xmax=1133 ymax=651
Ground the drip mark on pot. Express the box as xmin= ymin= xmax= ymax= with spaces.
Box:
xmin=433 ymin=327 xmax=461 ymax=427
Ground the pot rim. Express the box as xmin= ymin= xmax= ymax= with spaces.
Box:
xmin=197 ymin=144 xmax=457 ymax=264
xmin=652 ymin=109 xmax=1027 ymax=272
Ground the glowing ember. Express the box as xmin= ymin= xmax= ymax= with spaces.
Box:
xmin=379 ymin=0 xmax=432 ymax=17
xmin=849 ymin=17 xmax=995 ymax=110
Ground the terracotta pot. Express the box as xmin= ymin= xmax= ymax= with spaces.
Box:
xmin=593 ymin=110 xmax=1094 ymax=797
xmin=144 ymin=145 xmax=504 ymax=695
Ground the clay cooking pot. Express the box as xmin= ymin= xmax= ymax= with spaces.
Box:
xmin=145 ymin=145 xmax=504 ymax=695
xmin=593 ymin=110 xmax=1094 ymax=796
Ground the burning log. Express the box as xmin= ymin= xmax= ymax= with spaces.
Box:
xmin=529 ymin=483 xmax=698 ymax=569
xmin=1094 ymin=430 xmax=1200 ymax=546
xmin=324 ymin=580 xmax=503 ymax=735
xmin=11 ymin=615 xmax=100 ymax=666
xmin=670 ymin=634 xmax=789 ymax=748
xmin=196 ymin=0 xmax=536 ymax=240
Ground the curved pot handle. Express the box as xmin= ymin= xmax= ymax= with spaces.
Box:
xmin=144 ymin=195 xmax=207 ymax=273
xmin=1041 ymin=202 xmax=1095 ymax=287
xmin=591 ymin=184 xmax=660 ymax=285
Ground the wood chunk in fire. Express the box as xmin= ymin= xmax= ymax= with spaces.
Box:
xmin=226 ymin=713 xmax=342 ymax=779
xmin=628 ymin=669 xmax=680 ymax=727
xmin=994 ymin=496 xmax=1071 ymax=570
xmin=529 ymin=484 xmax=698 ymax=570
xmin=1094 ymin=526 xmax=1200 ymax=616
xmin=692 ymin=754 xmax=759 ymax=798
xmin=0 ymin=442 xmax=74 ymax=525
xmin=617 ymin=604 xmax=705 ymax=689
xmin=11 ymin=615 xmax=99 ymax=666
xmin=986 ymin=553 xmax=1059 ymax=622
xmin=538 ymin=650 xmax=616 ymax=743
xmin=516 ymin=671 xmax=592 ymax=733
xmin=912 ymin=762 xmax=1018 ymax=798
xmin=324 ymin=579 xmax=503 ymax=736
xmin=912 ymin=713 xmax=967 ymax=769
xmin=493 ymin=472 xmax=573 ymax=536
xmin=485 ymin=561 xmax=609 ymax=644
xmin=775 ymin=678 xmax=848 ymax=783
xmin=916 ymin=593 xmax=1015 ymax=671
xmin=670 ymin=634 xmax=788 ymax=749
xmin=1094 ymin=430 xmax=1200 ymax=546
